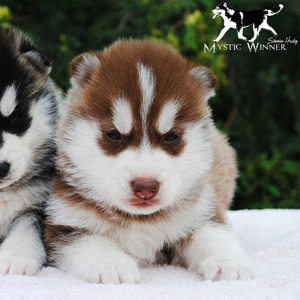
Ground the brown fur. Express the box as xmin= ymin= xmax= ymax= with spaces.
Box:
xmin=44 ymin=222 xmax=84 ymax=265
xmin=209 ymin=128 xmax=238 ymax=223
xmin=50 ymin=40 xmax=236 ymax=228
xmin=67 ymin=40 xmax=215 ymax=157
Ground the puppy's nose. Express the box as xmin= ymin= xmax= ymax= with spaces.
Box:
xmin=131 ymin=179 xmax=159 ymax=200
xmin=0 ymin=162 xmax=10 ymax=179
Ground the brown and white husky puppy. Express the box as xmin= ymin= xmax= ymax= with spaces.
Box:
xmin=0 ymin=26 xmax=60 ymax=275
xmin=45 ymin=40 xmax=255 ymax=283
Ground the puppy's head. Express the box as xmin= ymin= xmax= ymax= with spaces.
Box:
xmin=0 ymin=26 xmax=54 ymax=189
xmin=60 ymin=40 xmax=217 ymax=215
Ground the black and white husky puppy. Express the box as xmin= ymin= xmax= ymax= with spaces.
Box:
xmin=0 ymin=26 xmax=60 ymax=275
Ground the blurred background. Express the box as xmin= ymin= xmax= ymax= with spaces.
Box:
xmin=0 ymin=0 xmax=299 ymax=210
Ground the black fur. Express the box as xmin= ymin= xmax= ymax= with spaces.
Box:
xmin=0 ymin=26 xmax=58 ymax=189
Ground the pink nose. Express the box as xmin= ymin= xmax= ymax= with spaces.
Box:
xmin=131 ymin=179 xmax=159 ymax=200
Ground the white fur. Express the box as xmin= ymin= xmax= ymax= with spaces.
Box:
xmin=59 ymin=116 xmax=213 ymax=216
xmin=178 ymin=222 xmax=256 ymax=280
xmin=112 ymin=98 xmax=133 ymax=135
xmin=0 ymin=85 xmax=17 ymax=117
xmin=48 ymin=180 xmax=213 ymax=265
xmin=56 ymin=234 xmax=140 ymax=284
xmin=48 ymin=107 xmax=218 ymax=272
xmin=51 ymin=123 xmax=255 ymax=279
xmin=0 ymin=185 xmax=42 ymax=236
xmin=0 ymin=215 xmax=45 ymax=275
xmin=156 ymin=100 xmax=180 ymax=134
xmin=137 ymin=62 xmax=155 ymax=129
xmin=59 ymin=117 xmax=102 ymax=191
xmin=0 ymin=94 xmax=54 ymax=189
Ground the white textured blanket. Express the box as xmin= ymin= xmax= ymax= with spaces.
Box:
xmin=1 ymin=209 xmax=299 ymax=300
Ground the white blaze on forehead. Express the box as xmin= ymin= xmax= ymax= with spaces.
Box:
xmin=156 ymin=100 xmax=180 ymax=134
xmin=137 ymin=63 xmax=155 ymax=126
xmin=0 ymin=85 xmax=17 ymax=117
xmin=112 ymin=98 xmax=133 ymax=135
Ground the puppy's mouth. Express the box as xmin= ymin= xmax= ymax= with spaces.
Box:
xmin=129 ymin=198 xmax=160 ymax=208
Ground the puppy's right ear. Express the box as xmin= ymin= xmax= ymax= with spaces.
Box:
xmin=190 ymin=66 xmax=218 ymax=102
xmin=70 ymin=53 xmax=100 ymax=89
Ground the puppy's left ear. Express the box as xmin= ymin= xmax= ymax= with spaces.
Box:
xmin=190 ymin=66 xmax=218 ymax=102
xmin=22 ymin=50 xmax=52 ymax=76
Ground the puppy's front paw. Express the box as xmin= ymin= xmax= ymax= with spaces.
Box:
xmin=0 ymin=254 xmax=41 ymax=276
xmin=199 ymin=255 xmax=255 ymax=281
xmin=80 ymin=255 xmax=140 ymax=284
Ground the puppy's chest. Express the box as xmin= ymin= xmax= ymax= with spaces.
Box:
xmin=0 ymin=194 xmax=22 ymax=235
xmin=102 ymin=217 xmax=197 ymax=264
xmin=116 ymin=225 xmax=169 ymax=263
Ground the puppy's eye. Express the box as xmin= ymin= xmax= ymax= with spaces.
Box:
xmin=165 ymin=133 xmax=178 ymax=141
xmin=107 ymin=131 xmax=121 ymax=140
xmin=10 ymin=113 xmax=24 ymax=125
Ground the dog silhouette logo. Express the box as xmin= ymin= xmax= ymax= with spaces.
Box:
xmin=212 ymin=2 xmax=284 ymax=43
